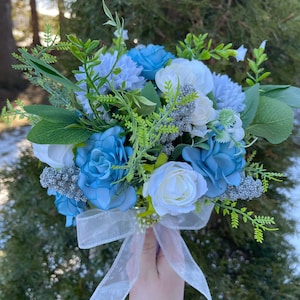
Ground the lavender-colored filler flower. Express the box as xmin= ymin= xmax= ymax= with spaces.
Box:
xmin=212 ymin=73 xmax=246 ymax=113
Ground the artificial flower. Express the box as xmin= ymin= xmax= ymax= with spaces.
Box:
xmin=259 ymin=40 xmax=267 ymax=50
xmin=143 ymin=161 xmax=207 ymax=216
xmin=48 ymin=189 xmax=87 ymax=227
xmin=114 ymin=29 xmax=129 ymax=40
xmin=127 ymin=44 xmax=174 ymax=80
xmin=75 ymin=51 xmax=145 ymax=114
xmin=182 ymin=135 xmax=246 ymax=198
xmin=32 ymin=143 xmax=75 ymax=169
xmin=155 ymin=58 xmax=214 ymax=95
xmin=234 ymin=45 xmax=247 ymax=62
xmin=213 ymin=109 xmax=245 ymax=145
xmin=212 ymin=73 xmax=246 ymax=113
xmin=190 ymin=93 xmax=217 ymax=137
xmin=75 ymin=126 xmax=136 ymax=211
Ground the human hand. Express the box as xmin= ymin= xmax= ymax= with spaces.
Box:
xmin=129 ymin=228 xmax=185 ymax=300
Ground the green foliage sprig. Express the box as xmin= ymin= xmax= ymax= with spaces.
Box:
xmin=106 ymin=81 xmax=198 ymax=183
xmin=0 ymin=99 xmax=34 ymax=125
xmin=214 ymin=199 xmax=278 ymax=243
xmin=11 ymin=25 xmax=75 ymax=108
xmin=245 ymin=150 xmax=285 ymax=192
xmin=246 ymin=43 xmax=271 ymax=86
xmin=176 ymin=33 xmax=237 ymax=61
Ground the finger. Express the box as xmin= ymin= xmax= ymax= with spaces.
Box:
xmin=139 ymin=228 xmax=158 ymax=279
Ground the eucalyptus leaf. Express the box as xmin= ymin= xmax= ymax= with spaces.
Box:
xmin=27 ymin=120 xmax=91 ymax=144
xmin=170 ymin=144 xmax=190 ymax=160
xmin=261 ymin=85 xmax=300 ymax=108
xmin=131 ymin=94 xmax=157 ymax=116
xmin=240 ymin=83 xmax=260 ymax=129
xmin=141 ymin=82 xmax=161 ymax=109
xmin=246 ymin=96 xmax=294 ymax=144
xmin=260 ymin=85 xmax=290 ymax=92
xmin=24 ymin=105 xmax=79 ymax=123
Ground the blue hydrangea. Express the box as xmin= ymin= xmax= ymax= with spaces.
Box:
xmin=182 ymin=133 xmax=246 ymax=198
xmin=75 ymin=51 xmax=145 ymax=114
xmin=48 ymin=189 xmax=87 ymax=227
xmin=212 ymin=73 xmax=246 ymax=113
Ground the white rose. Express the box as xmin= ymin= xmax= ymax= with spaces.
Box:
xmin=155 ymin=58 xmax=214 ymax=95
xmin=191 ymin=94 xmax=217 ymax=126
xmin=142 ymin=161 xmax=207 ymax=216
xmin=32 ymin=143 xmax=75 ymax=168
xmin=189 ymin=93 xmax=217 ymax=138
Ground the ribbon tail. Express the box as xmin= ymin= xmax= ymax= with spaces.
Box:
xmin=154 ymin=224 xmax=212 ymax=300
xmin=90 ymin=232 xmax=145 ymax=300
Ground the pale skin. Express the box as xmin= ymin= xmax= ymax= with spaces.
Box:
xmin=129 ymin=228 xmax=185 ymax=300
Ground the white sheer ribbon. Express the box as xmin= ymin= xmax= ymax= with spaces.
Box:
xmin=76 ymin=204 xmax=214 ymax=300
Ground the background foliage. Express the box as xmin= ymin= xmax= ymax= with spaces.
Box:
xmin=68 ymin=0 xmax=300 ymax=85
xmin=1 ymin=0 xmax=300 ymax=299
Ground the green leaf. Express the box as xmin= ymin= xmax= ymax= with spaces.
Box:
xmin=141 ymin=82 xmax=161 ymax=109
xmin=129 ymin=94 xmax=157 ymax=116
xmin=170 ymin=143 xmax=189 ymax=160
xmin=240 ymin=83 xmax=260 ymax=129
xmin=262 ymin=85 xmax=300 ymax=108
xmin=154 ymin=153 xmax=168 ymax=169
xmin=24 ymin=105 xmax=79 ymax=123
xmin=20 ymin=49 xmax=80 ymax=91
xmin=247 ymin=96 xmax=294 ymax=144
xmin=27 ymin=120 xmax=91 ymax=144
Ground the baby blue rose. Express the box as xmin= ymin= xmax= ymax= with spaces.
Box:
xmin=75 ymin=126 xmax=136 ymax=211
xmin=127 ymin=44 xmax=174 ymax=80
xmin=182 ymin=136 xmax=246 ymax=198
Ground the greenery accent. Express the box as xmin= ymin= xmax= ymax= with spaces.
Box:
xmin=240 ymin=45 xmax=300 ymax=145
xmin=0 ymin=99 xmax=30 ymax=125
xmin=110 ymin=82 xmax=197 ymax=183
xmin=176 ymin=33 xmax=237 ymax=61
xmin=246 ymin=43 xmax=271 ymax=86
xmin=10 ymin=25 xmax=75 ymax=108
xmin=213 ymin=199 xmax=278 ymax=243
xmin=245 ymin=150 xmax=285 ymax=192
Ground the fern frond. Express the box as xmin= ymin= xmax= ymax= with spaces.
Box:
xmin=231 ymin=211 xmax=239 ymax=229
xmin=213 ymin=199 xmax=278 ymax=243
xmin=245 ymin=157 xmax=285 ymax=192
xmin=254 ymin=227 xmax=264 ymax=243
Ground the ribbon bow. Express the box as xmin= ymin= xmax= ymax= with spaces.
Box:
xmin=76 ymin=204 xmax=214 ymax=300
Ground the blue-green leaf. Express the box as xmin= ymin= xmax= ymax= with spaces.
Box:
xmin=27 ymin=120 xmax=91 ymax=144
xmin=24 ymin=105 xmax=79 ymax=123
xmin=261 ymin=85 xmax=300 ymax=108
xmin=246 ymin=96 xmax=294 ymax=144
xmin=141 ymin=81 xmax=161 ymax=109
xmin=240 ymin=83 xmax=260 ymax=129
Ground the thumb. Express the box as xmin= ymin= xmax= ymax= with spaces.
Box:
xmin=139 ymin=228 xmax=159 ymax=278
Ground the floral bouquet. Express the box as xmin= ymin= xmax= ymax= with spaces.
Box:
xmin=2 ymin=1 xmax=300 ymax=299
